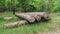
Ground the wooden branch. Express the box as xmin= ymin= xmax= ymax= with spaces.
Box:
xmin=4 ymin=20 xmax=28 ymax=28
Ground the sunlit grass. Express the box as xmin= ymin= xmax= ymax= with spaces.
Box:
xmin=0 ymin=12 xmax=60 ymax=34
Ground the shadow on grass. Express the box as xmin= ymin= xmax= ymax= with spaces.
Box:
xmin=28 ymin=19 xmax=51 ymax=25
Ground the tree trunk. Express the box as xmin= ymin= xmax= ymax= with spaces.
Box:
xmin=48 ymin=0 xmax=52 ymax=13
xmin=15 ymin=12 xmax=50 ymax=22
xmin=15 ymin=13 xmax=35 ymax=23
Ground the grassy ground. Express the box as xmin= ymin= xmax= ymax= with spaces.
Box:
xmin=0 ymin=12 xmax=60 ymax=34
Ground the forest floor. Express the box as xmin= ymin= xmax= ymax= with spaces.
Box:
xmin=0 ymin=12 xmax=60 ymax=34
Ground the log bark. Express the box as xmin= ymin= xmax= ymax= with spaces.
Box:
xmin=4 ymin=20 xmax=28 ymax=28
xmin=15 ymin=12 xmax=50 ymax=21
xmin=15 ymin=13 xmax=35 ymax=23
xmin=27 ymin=12 xmax=50 ymax=21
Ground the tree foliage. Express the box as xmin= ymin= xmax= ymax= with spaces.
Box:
xmin=0 ymin=0 xmax=60 ymax=12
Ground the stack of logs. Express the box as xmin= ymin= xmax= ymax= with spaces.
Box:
xmin=4 ymin=12 xmax=51 ymax=28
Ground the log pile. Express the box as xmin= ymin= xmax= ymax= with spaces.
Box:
xmin=4 ymin=12 xmax=51 ymax=28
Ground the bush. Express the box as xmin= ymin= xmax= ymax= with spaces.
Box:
xmin=0 ymin=0 xmax=60 ymax=12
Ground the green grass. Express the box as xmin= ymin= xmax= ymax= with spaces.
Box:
xmin=0 ymin=12 xmax=60 ymax=34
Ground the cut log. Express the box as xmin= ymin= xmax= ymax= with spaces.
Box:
xmin=4 ymin=20 xmax=28 ymax=28
xmin=15 ymin=12 xmax=50 ymax=21
xmin=15 ymin=13 xmax=35 ymax=23
xmin=27 ymin=12 xmax=51 ymax=21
